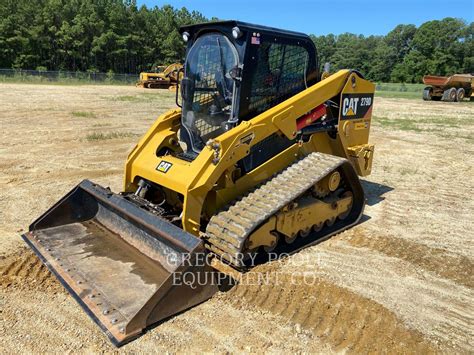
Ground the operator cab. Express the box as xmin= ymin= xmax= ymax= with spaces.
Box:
xmin=178 ymin=21 xmax=320 ymax=156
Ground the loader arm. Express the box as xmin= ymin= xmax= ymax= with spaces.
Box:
xmin=124 ymin=69 xmax=374 ymax=235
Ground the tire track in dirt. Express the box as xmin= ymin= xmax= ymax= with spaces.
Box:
xmin=346 ymin=233 xmax=474 ymax=288
xmin=0 ymin=244 xmax=438 ymax=353
xmin=225 ymin=266 xmax=436 ymax=353
xmin=373 ymin=186 xmax=473 ymax=258
xmin=0 ymin=248 xmax=330 ymax=352
xmin=1 ymin=287 xmax=328 ymax=353
xmin=163 ymin=298 xmax=328 ymax=353
xmin=363 ymin=129 xmax=474 ymax=259
xmin=0 ymin=248 xmax=59 ymax=291
xmin=289 ymin=240 xmax=474 ymax=352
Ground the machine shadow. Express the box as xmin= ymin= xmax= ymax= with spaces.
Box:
xmin=361 ymin=179 xmax=394 ymax=206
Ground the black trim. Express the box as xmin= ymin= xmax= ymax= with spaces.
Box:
xmin=180 ymin=20 xmax=311 ymax=41
xmin=237 ymin=133 xmax=295 ymax=174
xmin=349 ymin=69 xmax=365 ymax=79
xmin=178 ymin=20 xmax=319 ymax=132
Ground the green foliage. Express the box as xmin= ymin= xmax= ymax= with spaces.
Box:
xmin=392 ymin=18 xmax=471 ymax=82
xmin=0 ymin=0 xmax=206 ymax=73
xmin=312 ymin=18 xmax=472 ymax=83
xmin=0 ymin=1 xmax=471 ymax=84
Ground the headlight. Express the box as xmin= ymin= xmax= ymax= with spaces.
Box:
xmin=182 ymin=32 xmax=190 ymax=42
xmin=232 ymin=27 xmax=242 ymax=39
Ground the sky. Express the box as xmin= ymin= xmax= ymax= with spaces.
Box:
xmin=137 ymin=0 xmax=473 ymax=36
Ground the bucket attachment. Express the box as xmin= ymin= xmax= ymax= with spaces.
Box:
xmin=22 ymin=180 xmax=218 ymax=346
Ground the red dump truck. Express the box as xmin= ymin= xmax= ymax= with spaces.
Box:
xmin=422 ymin=74 xmax=473 ymax=102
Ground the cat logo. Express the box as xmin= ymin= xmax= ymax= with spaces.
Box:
xmin=342 ymin=97 xmax=359 ymax=116
xmin=156 ymin=160 xmax=172 ymax=173
xmin=340 ymin=93 xmax=373 ymax=120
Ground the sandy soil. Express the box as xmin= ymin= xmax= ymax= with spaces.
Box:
xmin=0 ymin=83 xmax=473 ymax=353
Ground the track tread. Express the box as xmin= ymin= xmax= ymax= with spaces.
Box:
xmin=205 ymin=152 xmax=347 ymax=267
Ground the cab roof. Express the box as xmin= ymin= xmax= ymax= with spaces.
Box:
xmin=180 ymin=20 xmax=312 ymax=42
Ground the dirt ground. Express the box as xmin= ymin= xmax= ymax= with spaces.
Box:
xmin=0 ymin=83 xmax=473 ymax=353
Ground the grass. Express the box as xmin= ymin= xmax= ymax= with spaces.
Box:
xmin=375 ymin=82 xmax=425 ymax=92
xmin=374 ymin=115 xmax=467 ymax=129
xmin=109 ymin=92 xmax=174 ymax=102
xmin=0 ymin=75 xmax=135 ymax=86
xmin=372 ymin=115 xmax=472 ymax=142
xmin=374 ymin=82 xmax=426 ymax=100
xmin=375 ymin=91 xmax=421 ymax=100
xmin=72 ymin=111 xmax=96 ymax=118
xmin=112 ymin=95 xmax=143 ymax=102
xmin=85 ymin=131 xmax=138 ymax=141
xmin=0 ymin=72 xmax=137 ymax=86
xmin=0 ymin=76 xmax=436 ymax=100
xmin=373 ymin=116 xmax=423 ymax=132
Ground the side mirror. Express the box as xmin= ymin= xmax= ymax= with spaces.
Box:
xmin=321 ymin=62 xmax=331 ymax=80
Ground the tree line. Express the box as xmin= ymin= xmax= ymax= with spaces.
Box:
xmin=0 ymin=0 xmax=207 ymax=74
xmin=312 ymin=18 xmax=473 ymax=83
xmin=0 ymin=0 xmax=472 ymax=83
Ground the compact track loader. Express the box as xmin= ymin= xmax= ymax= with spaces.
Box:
xmin=23 ymin=21 xmax=375 ymax=345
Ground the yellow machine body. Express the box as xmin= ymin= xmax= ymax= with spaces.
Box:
xmin=125 ymin=69 xmax=374 ymax=236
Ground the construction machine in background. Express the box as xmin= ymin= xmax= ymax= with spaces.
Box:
xmin=23 ymin=21 xmax=375 ymax=345
xmin=422 ymin=74 xmax=473 ymax=101
xmin=136 ymin=63 xmax=183 ymax=89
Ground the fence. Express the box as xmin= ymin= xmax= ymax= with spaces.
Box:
xmin=375 ymin=82 xmax=425 ymax=92
xmin=0 ymin=68 xmax=427 ymax=90
xmin=0 ymin=68 xmax=139 ymax=85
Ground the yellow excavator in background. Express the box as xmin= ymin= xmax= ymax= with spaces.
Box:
xmin=23 ymin=21 xmax=375 ymax=345
xmin=136 ymin=63 xmax=183 ymax=89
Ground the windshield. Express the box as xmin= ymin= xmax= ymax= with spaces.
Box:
xmin=181 ymin=33 xmax=238 ymax=153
